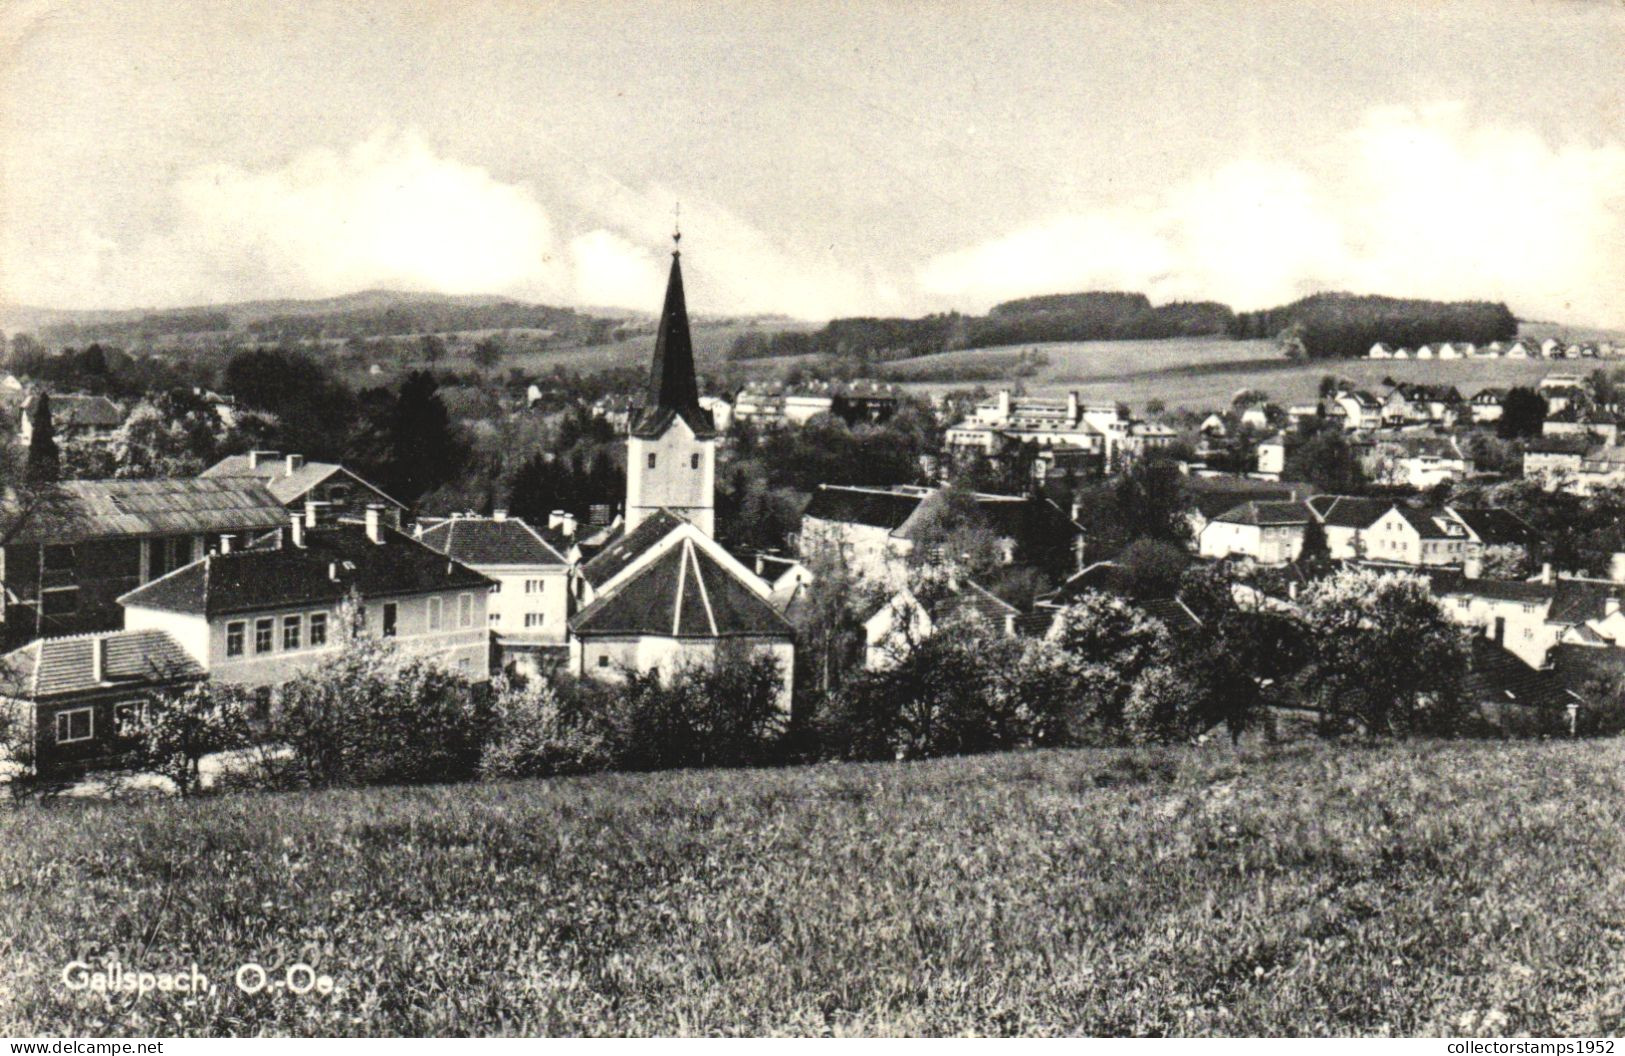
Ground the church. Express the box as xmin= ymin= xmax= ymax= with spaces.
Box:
xmin=566 ymin=238 xmax=796 ymax=708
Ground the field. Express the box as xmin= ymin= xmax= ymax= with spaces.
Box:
xmin=884 ymin=338 xmax=1587 ymax=412
xmin=7 ymin=739 xmax=1625 ymax=1036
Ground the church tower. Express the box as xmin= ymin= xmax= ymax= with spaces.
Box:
xmin=624 ymin=238 xmax=716 ymax=536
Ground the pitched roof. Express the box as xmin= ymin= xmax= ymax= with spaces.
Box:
xmin=1449 ymin=506 xmax=1540 ymax=548
xmin=1 ymin=629 xmax=204 ymax=699
xmin=1185 ymin=480 xmax=1311 ymax=520
xmin=1386 ymin=505 xmax=1466 ymax=540
xmin=200 ymin=455 xmax=404 ymax=509
xmin=578 ymin=509 xmax=686 ymax=589
xmin=630 ymin=251 xmax=715 ymax=440
xmin=1307 ymin=494 xmax=1390 ymax=529
xmin=1465 ymin=636 xmax=1578 ymax=710
xmin=1213 ymin=500 xmax=1310 ymax=527
xmin=5 ymin=478 xmax=290 ymax=544
xmin=118 ymin=523 xmax=492 ymax=617
xmin=1140 ymin=597 xmax=1202 ymax=634
xmin=569 ymin=536 xmax=791 ymax=639
xmin=416 ymin=516 xmax=568 ymax=567
xmin=802 ymin=485 xmax=924 ymax=531
xmin=1547 ymin=580 xmax=1625 ymax=626
xmin=1427 ymin=570 xmax=1552 ymax=604
xmin=23 ymin=392 xmax=124 ymax=428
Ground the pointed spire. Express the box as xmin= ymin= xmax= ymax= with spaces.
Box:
xmin=632 ymin=245 xmax=714 ymax=439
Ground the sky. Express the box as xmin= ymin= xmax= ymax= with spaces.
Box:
xmin=1 ymin=0 xmax=1622 ymax=326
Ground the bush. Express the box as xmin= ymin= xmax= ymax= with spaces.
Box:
xmin=606 ymin=646 xmax=787 ymax=771
xmin=479 ymin=674 xmax=615 ymax=780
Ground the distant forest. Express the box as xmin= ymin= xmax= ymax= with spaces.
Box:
xmin=728 ymin=290 xmax=1517 ymax=363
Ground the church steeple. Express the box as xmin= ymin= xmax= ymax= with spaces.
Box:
xmin=631 ymin=242 xmax=714 ymax=439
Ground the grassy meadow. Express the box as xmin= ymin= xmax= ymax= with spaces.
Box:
xmin=7 ymin=738 xmax=1625 ymax=1036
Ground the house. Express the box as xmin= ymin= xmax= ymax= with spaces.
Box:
xmin=17 ymin=393 xmax=124 ymax=446
xmin=1383 ymin=384 xmax=1463 ymax=426
xmin=1437 ymin=343 xmax=1462 ymax=360
xmin=1462 ymin=635 xmax=1584 ymax=736
xmin=798 ymin=483 xmax=1084 ymax=589
xmin=1450 ymin=506 xmax=1541 ymax=569
xmin=1255 ymin=434 xmax=1288 ymax=480
xmin=0 ymin=628 xmax=205 ymax=776
xmin=201 ymin=451 xmax=407 ymax=528
xmin=1361 ymin=505 xmax=1472 ymax=567
xmin=1196 ymin=500 xmax=1310 ymax=565
xmin=1432 ymin=570 xmax=1625 ymax=670
xmin=1416 ymin=345 xmax=1435 ymax=359
xmin=1470 ymin=388 xmax=1507 ymax=423
xmin=0 ymin=478 xmax=291 ymax=643
xmin=1305 ymin=494 xmax=1392 ymax=560
xmin=1183 ymin=477 xmax=1314 ymax=539
xmin=1541 ymin=338 xmax=1563 ymax=357
xmin=1199 ymin=413 xmax=1228 ymax=437
xmin=565 ymin=244 xmax=794 ymax=707
xmin=1505 ymin=341 xmax=1533 ymax=359
xmin=416 ymin=511 xmax=573 ymax=679
xmin=945 ymin=390 xmax=1134 ymax=468
xmin=1391 ymin=347 xmax=1412 ymax=360
xmin=1366 ymin=435 xmax=1474 ymax=489
xmin=1330 ymin=390 xmax=1383 ymax=432
xmin=118 ymin=509 xmax=494 ymax=692
xmin=1542 ymin=407 xmax=1622 ymax=445
xmin=1522 ymin=436 xmax=1591 ymax=488
xmin=1575 ymin=446 xmax=1625 ymax=495
xmin=1368 ymin=342 xmax=1393 ymax=359
xmin=862 ymin=577 xmax=1018 ymax=670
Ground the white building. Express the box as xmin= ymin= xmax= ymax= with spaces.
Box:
xmin=1196 ymin=500 xmax=1310 ymax=565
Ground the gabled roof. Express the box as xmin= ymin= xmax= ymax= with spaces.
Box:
xmin=416 ymin=516 xmax=568 ymax=567
xmin=630 ymin=250 xmax=715 ymax=440
xmin=1307 ymin=494 xmax=1391 ymax=529
xmin=1140 ymin=597 xmax=1202 ymax=634
xmin=1449 ymin=507 xmax=1540 ymax=548
xmin=22 ymin=392 xmax=124 ymax=428
xmin=1384 ymin=505 xmax=1466 ymax=540
xmin=1212 ymin=500 xmax=1310 ymax=527
xmin=1 ymin=629 xmax=204 ymax=699
xmin=578 ymin=509 xmax=686 ymax=589
xmin=569 ymin=536 xmax=791 ymax=639
xmin=1185 ymin=479 xmax=1312 ymax=520
xmin=1426 ymin=570 xmax=1552 ymax=603
xmin=802 ymin=485 xmax=923 ymax=531
xmin=1473 ymin=388 xmax=1508 ymax=402
xmin=201 ymin=455 xmax=404 ymax=510
xmin=118 ymin=523 xmax=492 ymax=618
xmin=5 ymin=478 xmax=289 ymax=545
xmin=1547 ymin=580 xmax=1625 ymax=626
xmin=1465 ymin=636 xmax=1578 ymax=710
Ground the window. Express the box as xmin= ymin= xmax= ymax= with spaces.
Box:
xmin=428 ymin=596 xmax=443 ymax=630
xmin=597 ymin=654 xmax=610 ymax=668
xmin=309 ymin=612 xmax=328 ymax=647
xmin=647 ymin=453 xmax=657 ymax=469
xmin=690 ymin=453 xmax=700 ymax=469
xmin=525 ymin=579 xmax=544 ymax=594
xmin=524 ymin=613 xmax=544 ymax=628
xmin=1457 ymin=598 xmax=1470 ymax=610
xmin=41 ymin=589 xmax=78 ymax=617
xmin=251 ymin=686 xmax=272 ymax=720
xmin=282 ymin=614 xmax=302 ymax=650
xmin=458 ymin=593 xmax=473 ymax=628
xmin=55 ymin=707 xmax=93 ymax=743
xmin=382 ymin=602 xmax=398 ymax=637
xmin=255 ymin=618 xmax=274 ymax=654
xmin=226 ymin=621 xmax=246 ymax=657
xmin=113 ymin=701 xmax=145 ymax=737
xmin=489 ymin=612 xmax=501 ymax=625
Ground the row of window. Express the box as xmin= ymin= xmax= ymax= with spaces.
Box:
xmin=646 ymin=453 xmax=704 ymax=469
xmin=427 ymin=594 xmax=477 ymax=631
xmin=227 ymin=612 xmax=330 ymax=658
xmin=54 ymin=701 xmax=146 ymax=744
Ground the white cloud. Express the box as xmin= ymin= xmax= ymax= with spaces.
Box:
xmin=568 ymin=229 xmax=665 ymax=310
xmin=919 ymin=105 xmax=1625 ymax=325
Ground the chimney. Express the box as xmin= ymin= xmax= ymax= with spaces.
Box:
xmin=284 ymin=454 xmax=305 ymax=477
xmin=996 ymin=390 xmax=1011 ymax=418
xmin=1066 ymin=391 xmax=1079 ymax=422
xmin=220 ymin=534 xmax=233 ymax=555
xmin=328 ymin=561 xmax=339 ymax=582
xmin=289 ymin=513 xmax=305 ymax=548
xmin=248 ymin=449 xmax=280 ymax=469
xmin=1541 ymin=562 xmax=1554 ymax=585
xmin=549 ymin=510 xmax=565 ymax=531
xmin=1610 ymin=552 xmax=1625 ymax=584
xmin=91 ymin=636 xmax=105 ymax=684
xmin=493 ymin=508 xmax=508 ymax=522
xmin=559 ymin=513 xmax=576 ymax=538
xmin=365 ymin=504 xmax=384 ymax=544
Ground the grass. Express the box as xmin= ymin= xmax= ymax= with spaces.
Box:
xmin=7 ymin=738 xmax=1625 ymax=1036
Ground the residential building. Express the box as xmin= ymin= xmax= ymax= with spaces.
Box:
xmin=798 ymin=483 xmax=1084 ymax=589
xmin=17 ymin=393 xmax=124 ymax=446
xmin=1361 ymin=505 xmax=1472 ymax=567
xmin=201 ymin=451 xmax=407 ymax=528
xmin=1305 ymin=494 xmax=1392 ymax=560
xmin=1543 ymin=407 xmax=1622 ymax=445
xmin=1365 ymin=435 xmax=1474 ymax=489
xmin=416 ymin=511 xmax=573 ymax=678
xmin=0 ymin=478 xmax=290 ymax=643
xmin=1470 ymin=388 xmax=1507 ymax=423
xmin=862 ymin=577 xmax=1019 ymax=669
xmin=1255 ymin=434 xmax=1288 ymax=479
xmin=1523 ymin=437 xmax=1591 ymax=487
xmin=1329 ymin=390 xmax=1383 ymax=432
xmin=1382 ymin=384 xmax=1463 ymax=426
xmin=0 ymin=628 xmax=205 ymax=776
xmin=118 ymin=511 xmax=494 ymax=691
xmin=1196 ymin=500 xmax=1310 ymax=565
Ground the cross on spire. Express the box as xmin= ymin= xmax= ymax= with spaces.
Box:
xmin=672 ymin=201 xmax=681 ymax=254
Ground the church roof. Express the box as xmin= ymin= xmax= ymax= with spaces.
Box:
xmin=630 ymin=250 xmax=715 ymax=440
xmin=569 ymin=535 xmax=791 ymax=639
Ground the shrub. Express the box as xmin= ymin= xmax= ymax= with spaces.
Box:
xmin=479 ymin=674 xmax=615 ymax=780
xmin=126 ymin=683 xmax=259 ymax=796
xmin=1045 ymin=592 xmax=1173 ymax=740
xmin=606 ymin=646 xmax=787 ymax=771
